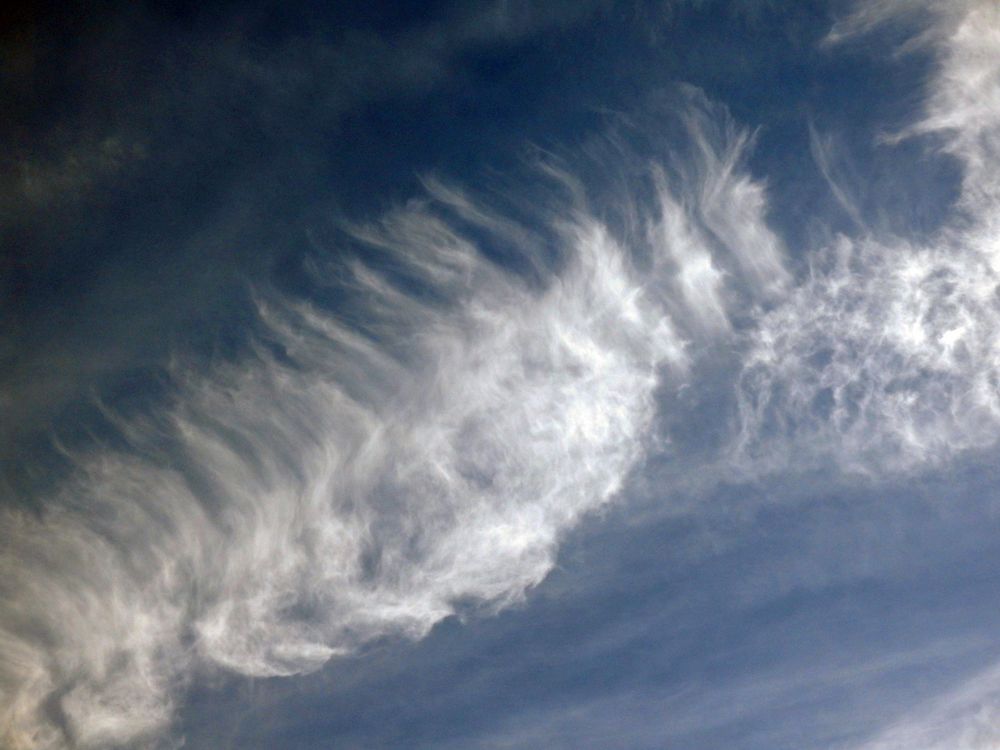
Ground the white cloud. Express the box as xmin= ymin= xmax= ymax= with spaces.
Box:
xmin=0 ymin=95 xmax=777 ymax=747
xmin=733 ymin=228 xmax=1000 ymax=475
xmin=734 ymin=0 xmax=1000 ymax=477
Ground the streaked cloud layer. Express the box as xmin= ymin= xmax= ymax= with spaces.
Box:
xmin=2 ymin=1 xmax=1000 ymax=748
xmin=2 ymin=87 xmax=767 ymax=748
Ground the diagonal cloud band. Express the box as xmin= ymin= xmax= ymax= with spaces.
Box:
xmin=2 ymin=1 xmax=1000 ymax=748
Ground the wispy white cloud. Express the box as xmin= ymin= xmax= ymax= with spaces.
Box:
xmin=0 ymin=93 xmax=777 ymax=748
xmin=734 ymin=0 xmax=1000 ymax=477
xmin=733 ymin=227 xmax=1000 ymax=475
xmin=808 ymin=121 xmax=866 ymax=231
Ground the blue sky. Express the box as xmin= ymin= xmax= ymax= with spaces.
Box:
xmin=3 ymin=1 xmax=1000 ymax=748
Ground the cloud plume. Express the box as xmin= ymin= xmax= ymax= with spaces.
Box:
xmin=0 ymin=91 xmax=783 ymax=748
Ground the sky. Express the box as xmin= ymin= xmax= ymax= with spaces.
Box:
xmin=2 ymin=0 xmax=1000 ymax=748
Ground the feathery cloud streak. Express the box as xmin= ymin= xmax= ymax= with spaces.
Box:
xmin=0 ymin=91 xmax=785 ymax=748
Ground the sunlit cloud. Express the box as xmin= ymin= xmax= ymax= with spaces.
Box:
xmin=0 ymin=91 xmax=781 ymax=747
